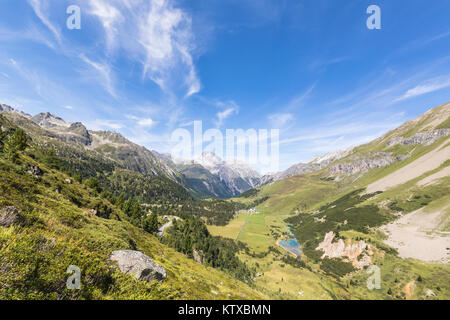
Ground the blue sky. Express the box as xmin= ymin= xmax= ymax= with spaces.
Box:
xmin=0 ymin=0 xmax=450 ymax=173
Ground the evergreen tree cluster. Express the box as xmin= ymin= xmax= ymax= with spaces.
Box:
xmin=162 ymin=217 xmax=254 ymax=282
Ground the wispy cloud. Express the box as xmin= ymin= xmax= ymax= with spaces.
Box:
xmin=28 ymin=0 xmax=61 ymax=44
xmin=79 ymin=54 xmax=117 ymax=98
xmin=309 ymin=57 xmax=349 ymax=72
xmin=87 ymin=0 xmax=200 ymax=97
xmin=88 ymin=0 xmax=123 ymax=50
xmin=279 ymin=120 xmax=402 ymax=146
xmin=214 ymin=102 xmax=239 ymax=127
xmin=395 ymin=76 xmax=450 ymax=101
xmin=268 ymin=113 xmax=293 ymax=128
xmin=126 ymin=114 xmax=158 ymax=128
xmin=286 ymin=83 xmax=316 ymax=110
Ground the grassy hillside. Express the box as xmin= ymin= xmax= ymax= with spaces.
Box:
xmin=0 ymin=116 xmax=265 ymax=300
xmin=1 ymin=102 xmax=449 ymax=300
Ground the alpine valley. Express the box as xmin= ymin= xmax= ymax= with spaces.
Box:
xmin=0 ymin=102 xmax=449 ymax=300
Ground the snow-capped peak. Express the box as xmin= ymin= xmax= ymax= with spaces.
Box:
xmin=196 ymin=151 xmax=224 ymax=169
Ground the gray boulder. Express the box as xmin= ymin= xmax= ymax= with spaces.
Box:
xmin=28 ymin=165 xmax=42 ymax=176
xmin=0 ymin=206 xmax=22 ymax=227
xmin=110 ymin=250 xmax=166 ymax=282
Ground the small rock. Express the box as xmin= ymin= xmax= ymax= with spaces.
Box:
xmin=193 ymin=249 xmax=204 ymax=264
xmin=28 ymin=165 xmax=42 ymax=176
xmin=0 ymin=206 xmax=22 ymax=227
xmin=65 ymin=179 xmax=72 ymax=184
xmin=110 ymin=250 xmax=166 ymax=282
xmin=425 ymin=289 xmax=436 ymax=297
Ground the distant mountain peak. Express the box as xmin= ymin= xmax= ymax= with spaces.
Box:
xmin=173 ymin=151 xmax=262 ymax=197
xmin=196 ymin=151 xmax=224 ymax=168
xmin=0 ymin=104 xmax=32 ymax=119
xmin=32 ymin=112 xmax=70 ymax=128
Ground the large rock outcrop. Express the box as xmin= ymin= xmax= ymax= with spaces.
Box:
xmin=316 ymin=232 xmax=372 ymax=269
xmin=110 ymin=250 xmax=166 ymax=282
xmin=387 ymin=129 xmax=450 ymax=147
xmin=327 ymin=152 xmax=408 ymax=177
xmin=0 ymin=206 xmax=22 ymax=227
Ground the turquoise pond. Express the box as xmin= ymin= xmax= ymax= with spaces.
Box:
xmin=278 ymin=227 xmax=302 ymax=259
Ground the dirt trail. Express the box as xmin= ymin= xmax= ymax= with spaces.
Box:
xmin=366 ymin=141 xmax=450 ymax=193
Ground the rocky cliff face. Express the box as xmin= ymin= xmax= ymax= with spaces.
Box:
xmin=31 ymin=112 xmax=70 ymax=129
xmin=1 ymin=105 xmax=182 ymax=181
xmin=0 ymin=104 xmax=32 ymax=119
xmin=327 ymin=152 xmax=409 ymax=177
xmin=387 ymin=129 xmax=450 ymax=147
xmin=316 ymin=232 xmax=372 ymax=269
xmin=30 ymin=112 xmax=93 ymax=145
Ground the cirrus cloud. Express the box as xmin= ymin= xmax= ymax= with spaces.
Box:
xmin=395 ymin=76 xmax=450 ymax=101
xmin=87 ymin=0 xmax=201 ymax=97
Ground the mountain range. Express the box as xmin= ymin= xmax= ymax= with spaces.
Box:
xmin=1 ymin=102 xmax=449 ymax=300
xmin=0 ymin=103 xmax=357 ymax=199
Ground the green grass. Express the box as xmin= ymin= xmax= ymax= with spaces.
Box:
xmin=0 ymin=155 xmax=265 ymax=300
xmin=435 ymin=116 xmax=450 ymax=129
xmin=207 ymin=210 xmax=249 ymax=239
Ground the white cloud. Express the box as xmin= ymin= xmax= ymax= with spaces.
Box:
xmin=63 ymin=105 xmax=73 ymax=110
xmin=138 ymin=118 xmax=157 ymax=127
xmin=87 ymin=0 xmax=200 ymax=97
xmin=28 ymin=0 xmax=61 ymax=44
xmin=214 ymin=102 xmax=239 ymax=127
xmin=268 ymin=113 xmax=293 ymax=128
xmin=88 ymin=0 xmax=123 ymax=50
xmin=126 ymin=114 xmax=157 ymax=127
xmin=86 ymin=119 xmax=123 ymax=130
xmin=396 ymin=76 xmax=450 ymax=101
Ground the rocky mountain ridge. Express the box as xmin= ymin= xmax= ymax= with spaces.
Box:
xmin=171 ymin=152 xmax=262 ymax=198
xmin=0 ymin=104 xmax=181 ymax=181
